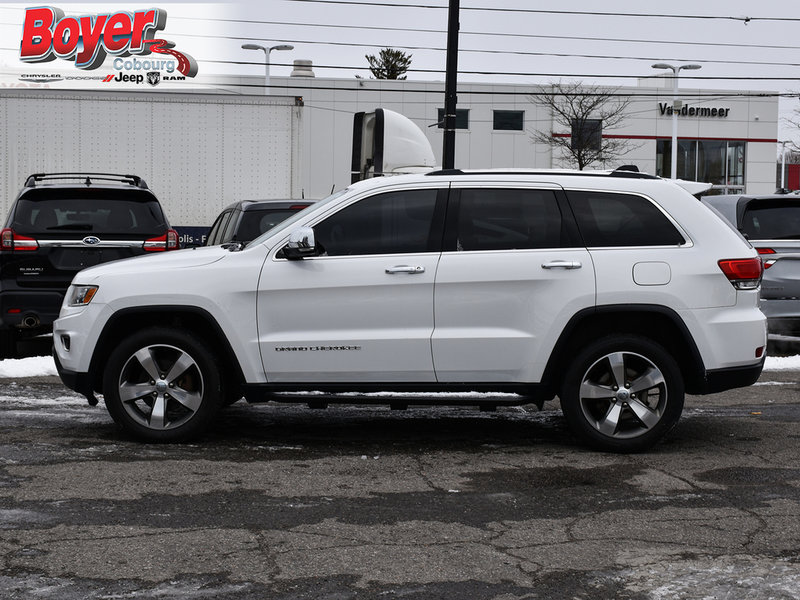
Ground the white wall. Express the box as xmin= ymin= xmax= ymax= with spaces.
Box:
xmin=0 ymin=89 xmax=301 ymax=226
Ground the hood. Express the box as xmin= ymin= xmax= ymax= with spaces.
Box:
xmin=73 ymin=245 xmax=228 ymax=281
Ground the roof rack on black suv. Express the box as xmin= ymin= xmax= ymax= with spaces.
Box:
xmin=24 ymin=173 xmax=149 ymax=189
xmin=1 ymin=172 xmax=177 ymax=358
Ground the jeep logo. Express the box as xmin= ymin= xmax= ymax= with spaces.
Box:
xmin=82 ymin=236 xmax=101 ymax=246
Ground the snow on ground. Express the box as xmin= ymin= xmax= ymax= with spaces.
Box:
xmin=1 ymin=353 xmax=799 ymax=380
xmin=0 ymin=356 xmax=59 ymax=378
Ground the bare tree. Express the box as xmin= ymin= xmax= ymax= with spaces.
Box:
xmin=365 ymin=48 xmax=412 ymax=80
xmin=529 ymin=81 xmax=639 ymax=170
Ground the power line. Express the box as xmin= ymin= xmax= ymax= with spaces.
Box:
xmin=8 ymin=27 xmax=789 ymax=72
xmin=181 ymin=78 xmax=800 ymax=98
xmin=165 ymin=18 xmax=800 ymax=54
xmin=280 ymin=1 xmax=800 ymax=22
xmin=6 ymin=54 xmax=800 ymax=83
xmin=217 ymin=59 xmax=800 ymax=81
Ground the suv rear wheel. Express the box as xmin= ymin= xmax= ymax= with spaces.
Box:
xmin=102 ymin=328 xmax=222 ymax=442
xmin=560 ymin=335 xmax=684 ymax=452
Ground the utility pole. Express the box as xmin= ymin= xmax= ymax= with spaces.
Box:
xmin=442 ymin=0 xmax=459 ymax=170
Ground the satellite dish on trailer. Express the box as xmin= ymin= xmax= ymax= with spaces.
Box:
xmin=351 ymin=108 xmax=437 ymax=183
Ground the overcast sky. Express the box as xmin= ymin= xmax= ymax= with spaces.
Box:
xmin=2 ymin=0 xmax=799 ymax=143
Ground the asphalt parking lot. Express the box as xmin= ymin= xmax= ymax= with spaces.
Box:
xmin=1 ymin=360 xmax=799 ymax=599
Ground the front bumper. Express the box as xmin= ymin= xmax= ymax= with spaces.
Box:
xmin=53 ymin=350 xmax=97 ymax=404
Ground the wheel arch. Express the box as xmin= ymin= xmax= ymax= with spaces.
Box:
xmin=542 ymin=304 xmax=707 ymax=395
xmin=88 ymin=306 xmax=245 ymax=397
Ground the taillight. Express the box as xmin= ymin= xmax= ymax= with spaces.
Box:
xmin=718 ymin=257 xmax=763 ymax=290
xmin=144 ymin=229 xmax=180 ymax=252
xmin=289 ymin=204 xmax=311 ymax=210
xmin=0 ymin=228 xmax=39 ymax=251
xmin=756 ymin=248 xmax=777 ymax=269
xmin=166 ymin=229 xmax=179 ymax=250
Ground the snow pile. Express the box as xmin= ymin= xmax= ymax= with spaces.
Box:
xmin=0 ymin=356 xmax=59 ymax=378
xmin=763 ymin=354 xmax=800 ymax=371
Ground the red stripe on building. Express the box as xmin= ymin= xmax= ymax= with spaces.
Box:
xmin=551 ymin=133 xmax=778 ymax=143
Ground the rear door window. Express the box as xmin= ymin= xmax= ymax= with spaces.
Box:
xmin=568 ymin=191 xmax=685 ymax=247
xmin=450 ymin=188 xmax=568 ymax=251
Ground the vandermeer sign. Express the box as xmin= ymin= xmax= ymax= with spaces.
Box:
xmin=658 ymin=102 xmax=730 ymax=118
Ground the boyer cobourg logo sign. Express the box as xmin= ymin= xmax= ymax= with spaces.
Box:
xmin=19 ymin=6 xmax=197 ymax=77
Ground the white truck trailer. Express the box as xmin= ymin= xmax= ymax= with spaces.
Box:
xmin=1 ymin=89 xmax=305 ymax=244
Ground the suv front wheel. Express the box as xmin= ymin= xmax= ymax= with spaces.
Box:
xmin=102 ymin=328 xmax=222 ymax=442
xmin=560 ymin=335 xmax=684 ymax=452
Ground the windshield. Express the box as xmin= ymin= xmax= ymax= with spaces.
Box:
xmin=248 ymin=189 xmax=349 ymax=246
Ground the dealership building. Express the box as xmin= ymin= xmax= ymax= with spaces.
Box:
xmin=255 ymin=67 xmax=780 ymax=199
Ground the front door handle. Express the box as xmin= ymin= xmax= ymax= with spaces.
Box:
xmin=385 ymin=265 xmax=426 ymax=274
xmin=541 ymin=260 xmax=582 ymax=270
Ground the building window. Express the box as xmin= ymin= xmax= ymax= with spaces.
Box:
xmin=493 ymin=110 xmax=524 ymax=131
xmin=570 ymin=119 xmax=602 ymax=150
xmin=437 ymin=108 xmax=469 ymax=130
xmin=657 ymin=140 xmax=746 ymax=194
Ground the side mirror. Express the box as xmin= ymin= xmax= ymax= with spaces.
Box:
xmin=282 ymin=226 xmax=317 ymax=260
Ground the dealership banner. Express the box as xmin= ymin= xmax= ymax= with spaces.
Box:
xmin=2 ymin=3 xmax=231 ymax=90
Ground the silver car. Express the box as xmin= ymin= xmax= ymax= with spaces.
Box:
xmin=702 ymin=193 xmax=800 ymax=340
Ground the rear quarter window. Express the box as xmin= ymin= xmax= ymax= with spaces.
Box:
xmin=568 ymin=190 xmax=685 ymax=247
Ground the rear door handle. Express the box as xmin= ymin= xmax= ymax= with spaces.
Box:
xmin=385 ymin=265 xmax=426 ymax=274
xmin=541 ymin=260 xmax=582 ymax=270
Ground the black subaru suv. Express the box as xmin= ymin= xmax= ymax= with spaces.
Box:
xmin=0 ymin=173 xmax=179 ymax=358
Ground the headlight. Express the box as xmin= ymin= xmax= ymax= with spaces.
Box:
xmin=67 ymin=285 xmax=99 ymax=307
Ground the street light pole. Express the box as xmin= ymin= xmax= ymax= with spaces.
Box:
xmin=652 ymin=63 xmax=702 ymax=179
xmin=242 ymin=43 xmax=294 ymax=95
xmin=780 ymin=141 xmax=788 ymax=191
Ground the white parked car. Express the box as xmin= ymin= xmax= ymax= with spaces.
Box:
xmin=54 ymin=168 xmax=766 ymax=452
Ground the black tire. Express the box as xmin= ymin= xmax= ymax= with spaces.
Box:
xmin=560 ymin=335 xmax=684 ymax=453
xmin=102 ymin=328 xmax=223 ymax=442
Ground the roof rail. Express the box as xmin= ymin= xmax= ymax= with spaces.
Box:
xmin=24 ymin=173 xmax=149 ymax=189
xmin=425 ymin=168 xmax=659 ymax=180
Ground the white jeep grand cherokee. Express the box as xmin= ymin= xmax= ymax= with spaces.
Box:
xmin=54 ymin=169 xmax=767 ymax=452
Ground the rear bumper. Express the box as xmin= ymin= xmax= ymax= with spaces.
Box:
xmin=760 ymin=299 xmax=800 ymax=335
xmin=0 ymin=289 xmax=65 ymax=330
xmin=695 ymin=358 xmax=765 ymax=395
